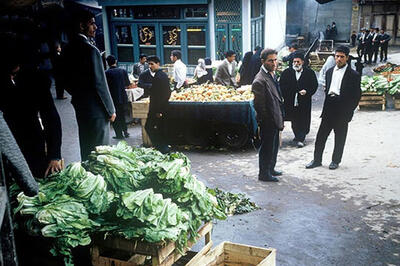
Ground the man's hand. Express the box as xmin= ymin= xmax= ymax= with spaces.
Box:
xmin=109 ymin=113 xmax=116 ymax=122
xmin=44 ymin=160 xmax=63 ymax=177
xmin=299 ymin=89 xmax=307 ymax=96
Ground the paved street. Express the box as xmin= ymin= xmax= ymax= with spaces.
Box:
xmin=54 ymin=50 xmax=400 ymax=265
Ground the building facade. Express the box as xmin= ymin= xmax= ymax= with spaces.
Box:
xmin=98 ymin=0 xmax=287 ymax=70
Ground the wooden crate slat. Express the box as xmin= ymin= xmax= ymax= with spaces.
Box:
xmin=359 ymin=100 xmax=385 ymax=105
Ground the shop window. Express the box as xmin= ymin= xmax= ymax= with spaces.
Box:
xmin=134 ymin=6 xmax=180 ymax=19
xmin=187 ymin=25 xmax=206 ymax=65
xmin=112 ymin=7 xmax=132 ymax=18
xmin=138 ymin=25 xmax=157 ymax=57
xmin=251 ymin=0 xmax=264 ymax=18
xmin=115 ymin=25 xmax=133 ymax=62
xmin=115 ymin=26 xmax=132 ymax=44
xmin=185 ymin=7 xmax=208 ymax=18
xmin=163 ymin=26 xmax=181 ymax=64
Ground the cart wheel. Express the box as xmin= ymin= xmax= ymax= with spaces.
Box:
xmin=185 ymin=124 xmax=210 ymax=146
xmin=217 ymin=124 xmax=249 ymax=149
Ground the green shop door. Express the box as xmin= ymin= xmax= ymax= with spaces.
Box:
xmin=216 ymin=23 xmax=242 ymax=61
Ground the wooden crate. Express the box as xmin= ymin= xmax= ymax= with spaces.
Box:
xmin=91 ymin=222 xmax=212 ymax=266
xmin=131 ymin=101 xmax=149 ymax=119
xmin=185 ymin=241 xmax=276 ymax=266
xmin=393 ymin=94 xmax=400 ymax=110
xmin=358 ymin=92 xmax=386 ymax=110
xmin=131 ymin=101 xmax=152 ymax=147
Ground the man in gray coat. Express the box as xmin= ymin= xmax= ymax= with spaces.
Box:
xmin=215 ymin=50 xmax=238 ymax=87
xmin=252 ymin=48 xmax=284 ymax=182
xmin=63 ymin=9 xmax=116 ymax=160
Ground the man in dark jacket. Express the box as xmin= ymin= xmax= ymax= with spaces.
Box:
xmin=0 ymin=31 xmax=63 ymax=179
xmin=365 ymin=27 xmax=375 ymax=64
xmin=249 ymin=46 xmax=263 ymax=83
xmin=63 ymin=9 xmax=116 ymax=161
xmin=379 ymin=29 xmax=391 ymax=62
xmin=282 ymin=43 xmax=299 ymax=69
xmin=306 ymin=46 xmax=361 ymax=170
xmin=144 ymin=55 xmax=171 ymax=153
xmin=105 ymin=55 xmax=130 ymax=139
xmin=280 ymin=53 xmax=318 ymax=148
xmin=252 ymin=48 xmax=284 ymax=182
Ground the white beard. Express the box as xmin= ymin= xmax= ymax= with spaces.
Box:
xmin=293 ymin=65 xmax=302 ymax=71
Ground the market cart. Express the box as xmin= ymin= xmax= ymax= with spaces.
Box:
xmin=132 ymin=100 xmax=258 ymax=149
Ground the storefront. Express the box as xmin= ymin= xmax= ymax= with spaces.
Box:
xmin=98 ymin=0 xmax=286 ymax=70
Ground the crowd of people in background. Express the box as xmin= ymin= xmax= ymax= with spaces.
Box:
xmin=357 ymin=27 xmax=391 ymax=64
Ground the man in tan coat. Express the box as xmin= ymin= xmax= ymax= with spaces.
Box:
xmin=215 ymin=50 xmax=238 ymax=87
xmin=252 ymin=48 xmax=284 ymax=182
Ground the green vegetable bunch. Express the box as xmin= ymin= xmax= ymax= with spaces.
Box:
xmin=388 ymin=74 xmax=400 ymax=95
xmin=208 ymin=188 xmax=260 ymax=215
xmin=361 ymin=75 xmax=389 ymax=95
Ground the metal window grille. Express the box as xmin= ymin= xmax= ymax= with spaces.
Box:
xmin=215 ymin=0 xmax=242 ymax=23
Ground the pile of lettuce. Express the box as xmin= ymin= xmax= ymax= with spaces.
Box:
xmin=13 ymin=142 xmax=226 ymax=265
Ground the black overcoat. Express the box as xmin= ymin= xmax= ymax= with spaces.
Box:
xmin=279 ymin=67 xmax=318 ymax=130
xmin=322 ymin=66 xmax=361 ymax=123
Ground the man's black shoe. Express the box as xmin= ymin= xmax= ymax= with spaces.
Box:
xmin=329 ymin=162 xmax=339 ymax=170
xmin=123 ymin=131 xmax=130 ymax=138
xmin=113 ymin=136 xmax=124 ymax=140
xmin=271 ymin=169 xmax=283 ymax=176
xmin=258 ymin=175 xmax=279 ymax=182
xmin=306 ymin=160 xmax=322 ymax=169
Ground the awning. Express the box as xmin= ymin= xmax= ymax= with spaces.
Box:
xmin=98 ymin=0 xmax=209 ymax=6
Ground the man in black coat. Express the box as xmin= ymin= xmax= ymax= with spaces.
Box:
xmin=249 ymin=46 xmax=263 ymax=84
xmin=0 ymin=31 xmax=63 ymax=179
xmin=63 ymin=9 xmax=116 ymax=161
xmin=306 ymin=46 xmax=361 ymax=170
xmin=357 ymin=28 xmax=367 ymax=60
xmin=379 ymin=29 xmax=391 ymax=62
xmin=144 ymin=55 xmax=171 ymax=153
xmin=365 ymin=27 xmax=375 ymax=64
xmin=280 ymin=53 xmax=318 ymax=148
xmin=371 ymin=27 xmax=381 ymax=63
xmin=105 ymin=55 xmax=130 ymax=139
xmin=252 ymin=48 xmax=284 ymax=182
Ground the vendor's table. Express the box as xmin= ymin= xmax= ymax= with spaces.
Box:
xmin=131 ymin=100 xmax=258 ymax=148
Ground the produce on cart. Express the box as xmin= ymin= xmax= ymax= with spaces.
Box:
xmin=13 ymin=142 xmax=227 ymax=265
xmin=170 ymin=84 xmax=253 ymax=102
xmin=360 ymin=75 xmax=389 ymax=95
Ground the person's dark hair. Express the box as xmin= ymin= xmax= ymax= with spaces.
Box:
xmin=293 ymin=52 xmax=305 ymax=61
xmin=260 ymin=48 xmax=277 ymax=60
xmin=147 ymin=55 xmax=160 ymax=64
xmin=289 ymin=43 xmax=298 ymax=50
xmin=71 ymin=9 xmax=95 ymax=33
xmin=332 ymin=22 xmax=336 ymax=25
xmin=106 ymin=55 xmax=116 ymax=66
xmin=254 ymin=46 xmax=262 ymax=52
xmin=204 ymin=57 xmax=212 ymax=66
xmin=171 ymin=50 xmax=181 ymax=59
xmin=225 ymin=50 xmax=236 ymax=58
xmin=375 ymin=27 xmax=379 ymax=31
xmin=139 ymin=54 xmax=147 ymax=60
xmin=335 ymin=45 xmax=350 ymax=56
